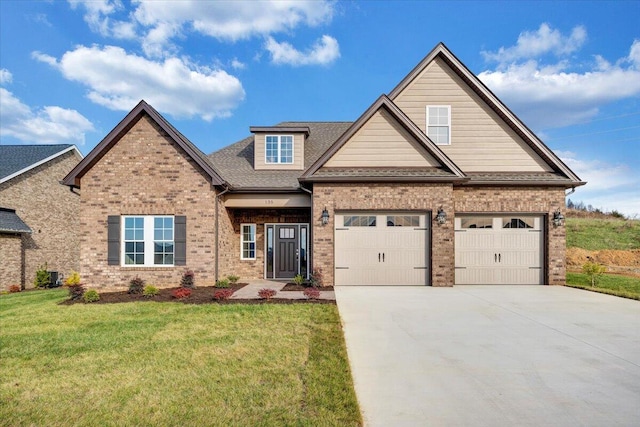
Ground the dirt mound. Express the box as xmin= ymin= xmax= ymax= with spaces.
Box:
xmin=567 ymin=248 xmax=640 ymax=267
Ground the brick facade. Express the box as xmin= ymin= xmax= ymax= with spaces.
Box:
xmin=78 ymin=115 xmax=218 ymax=290
xmin=0 ymin=151 xmax=81 ymax=289
xmin=0 ymin=234 xmax=23 ymax=288
xmin=453 ymin=186 xmax=567 ymax=285
xmin=312 ymin=183 xmax=454 ymax=287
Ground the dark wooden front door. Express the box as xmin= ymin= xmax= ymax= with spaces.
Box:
xmin=275 ymin=225 xmax=298 ymax=279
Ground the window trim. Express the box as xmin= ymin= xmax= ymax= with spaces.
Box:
xmin=426 ymin=105 xmax=451 ymax=145
xmin=265 ymin=135 xmax=294 ymax=164
xmin=241 ymin=223 xmax=257 ymax=260
xmin=121 ymin=215 xmax=175 ymax=267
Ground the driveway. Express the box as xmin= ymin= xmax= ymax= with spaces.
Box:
xmin=336 ymin=286 xmax=640 ymax=426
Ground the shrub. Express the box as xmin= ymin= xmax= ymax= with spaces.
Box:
xmin=34 ymin=264 xmax=50 ymax=288
xmin=293 ymin=274 xmax=305 ymax=286
xmin=65 ymin=271 xmax=81 ymax=286
xmin=83 ymin=289 xmax=100 ymax=303
xmin=213 ymin=289 xmax=234 ymax=301
xmin=227 ymin=274 xmax=240 ymax=285
xmin=310 ymin=267 xmax=324 ymax=288
xmin=172 ymin=287 xmax=191 ymax=299
xmin=258 ymin=288 xmax=277 ymax=300
xmin=9 ymin=285 xmax=21 ymax=293
xmin=582 ymin=261 xmax=606 ymax=286
xmin=303 ymin=287 xmax=321 ymax=300
xmin=215 ymin=278 xmax=230 ymax=288
xmin=128 ymin=276 xmax=145 ymax=294
xmin=180 ymin=270 xmax=195 ymax=289
xmin=143 ymin=285 xmax=159 ymax=297
xmin=68 ymin=284 xmax=86 ymax=301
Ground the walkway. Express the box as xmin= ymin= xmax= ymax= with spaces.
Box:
xmin=231 ymin=279 xmax=336 ymax=300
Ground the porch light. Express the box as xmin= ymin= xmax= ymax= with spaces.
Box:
xmin=321 ymin=207 xmax=330 ymax=225
xmin=553 ymin=208 xmax=565 ymax=227
xmin=435 ymin=207 xmax=447 ymax=225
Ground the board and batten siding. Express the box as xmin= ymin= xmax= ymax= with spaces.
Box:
xmin=393 ymin=58 xmax=553 ymax=172
xmin=325 ymin=109 xmax=441 ymax=168
xmin=253 ymin=133 xmax=305 ymax=170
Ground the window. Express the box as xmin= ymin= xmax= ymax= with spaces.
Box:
xmin=241 ymin=224 xmax=256 ymax=260
xmin=502 ymin=217 xmax=534 ymax=229
xmin=460 ymin=217 xmax=493 ymax=229
xmin=343 ymin=215 xmax=376 ymax=227
xmin=123 ymin=216 xmax=174 ymax=266
xmin=386 ymin=215 xmax=420 ymax=227
xmin=426 ymin=106 xmax=451 ymax=145
xmin=265 ymin=135 xmax=293 ymax=164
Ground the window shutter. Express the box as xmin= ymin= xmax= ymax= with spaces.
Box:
xmin=107 ymin=216 xmax=120 ymax=265
xmin=175 ymin=216 xmax=187 ymax=265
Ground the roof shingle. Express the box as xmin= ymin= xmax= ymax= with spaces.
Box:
xmin=0 ymin=144 xmax=73 ymax=182
xmin=0 ymin=207 xmax=31 ymax=234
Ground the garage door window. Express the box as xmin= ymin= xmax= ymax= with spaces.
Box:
xmin=460 ymin=217 xmax=493 ymax=229
xmin=386 ymin=215 xmax=420 ymax=227
xmin=502 ymin=217 xmax=534 ymax=229
xmin=344 ymin=215 xmax=377 ymax=227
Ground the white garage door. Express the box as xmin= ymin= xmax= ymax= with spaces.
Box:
xmin=455 ymin=215 xmax=544 ymax=285
xmin=334 ymin=213 xmax=429 ymax=286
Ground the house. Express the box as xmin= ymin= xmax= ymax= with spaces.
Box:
xmin=62 ymin=43 xmax=584 ymax=289
xmin=0 ymin=144 xmax=83 ymax=288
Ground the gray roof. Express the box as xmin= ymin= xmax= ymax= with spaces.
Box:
xmin=0 ymin=144 xmax=73 ymax=181
xmin=209 ymin=122 xmax=352 ymax=189
xmin=465 ymin=172 xmax=576 ymax=185
xmin=0 ymin=208 xmax=31 ymax=234
xmin=311 ymin=167 xmax=459 ymax=179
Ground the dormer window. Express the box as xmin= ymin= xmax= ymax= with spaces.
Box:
xmin=426 ymin=105 xmax=451 ymax=145
xmin=266 ymin=135 xmax=294 ymax=164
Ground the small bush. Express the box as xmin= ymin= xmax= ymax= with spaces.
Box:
xmin=181 ymin=270 xmax=195 ymax=289
xmin=172 ymin=287 xmax=191 ymax=299
xmin=310 ymin=267 xmax=324 ymax=287
xmin=582 ymin=261 xmax=606 ymax=286
xmin=293 ymin=274 xmax=305 ymax=286
xmin=227 ymin=274 xmax=240 ymax=285
xmin=128 ymin=276 xmax=145 ymax=294
xmin=9 ymin=285 xmax=21 ymax=293
xmin=143 ymin=285 xmax=159 ymax=297
xmin=303 ymin=287 xmax=321 ymax=300
xmin=213 ymin=289 xmax=234 ymax=301
xmin=34 ymin=264 xmax=50 ymax=288
xmin=215 ymin=278 xmax=230 ymax=288
xmin=258 ymin=288 xmax=277 ymax=300
xmin=68 ymin=284 xmax=86 ymax=301
xmin=83 ymin=289 xmax=100 ymax=303
xmin=65 ymin=271 xmax=81 ymax=286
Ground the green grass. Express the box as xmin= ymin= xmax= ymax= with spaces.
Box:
xmin=566 ymin=218 xmax=640 ymax=250
xmin=566 ymin=272 xmax=640 ymax=300
xmin=0 ymin=290 xmax=362 ymax=426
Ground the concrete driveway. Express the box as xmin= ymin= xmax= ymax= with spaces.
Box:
xmin=336 ymin=286 xmax=640 ymax=426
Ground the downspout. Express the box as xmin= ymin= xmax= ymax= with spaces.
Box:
xmin=565 ymin=187 xmax=576 ymax=197
xmin=299 ymin=184 xmax=313 ymax=279
xmin=215 ymin=184 xmax=231 ymax=281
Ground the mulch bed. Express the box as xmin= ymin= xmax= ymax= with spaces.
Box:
xmin=59 ymin=284 xmax=335 ymax=305
xmin=281 ymin=283 xmax=335 ymax=291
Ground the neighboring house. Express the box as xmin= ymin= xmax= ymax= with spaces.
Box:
xmin=62 ymin=43 xmax=584 ymax=289
xmin=0 ymin=145 xmax=83 ymax=288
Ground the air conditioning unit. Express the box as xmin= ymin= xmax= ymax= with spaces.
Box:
xmin=48 ymin=271 xmax=61 ymax=288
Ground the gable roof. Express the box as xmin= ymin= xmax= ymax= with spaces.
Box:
xmin=62 ymin=100 xmax=225 ymax=188
xmin=0 ymin=144 xmax=80 ymax=185
xmin=209 ymin=122 xmax=352 ymax=190
xmin=0 ymin=207 xmax=31 ymax=234
xmin=389 ymin=42 xmax=584 ymax=185
xmin=300 ymin=95 xmax=466 ymax=182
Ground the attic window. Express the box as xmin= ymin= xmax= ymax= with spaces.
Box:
xmin=426 ymin=106 xmax=451 ymax=145
xmin=266 ymin=135 xmax=293 ymax=164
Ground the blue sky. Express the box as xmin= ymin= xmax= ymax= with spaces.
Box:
xmin=1 ymin=1 xmax=639 ymax=216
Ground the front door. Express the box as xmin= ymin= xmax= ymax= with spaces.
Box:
xmin=275 ymin=225 xmax=298 ymax=279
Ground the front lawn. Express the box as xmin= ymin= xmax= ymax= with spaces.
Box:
xmin=0 ymin=289 xmax=361 ymax=426
xmin=566 ymin=272 xmax=640 ymax=300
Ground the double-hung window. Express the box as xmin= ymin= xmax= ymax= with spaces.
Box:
xmin=241 ymin=224 xmax=256 ymax=260
xmin=426 ymin=105 xmax=451 ymax=145
xmin=123 ymin=216 xmax=174 ymax=266
xmin=265 ymin=135 xmax=293 ymax=164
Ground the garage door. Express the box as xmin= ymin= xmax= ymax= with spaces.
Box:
xmin=334 ymin=213 xmax=429 ymax=286
xmin=455 ymin=215 xmax=543 ymax=285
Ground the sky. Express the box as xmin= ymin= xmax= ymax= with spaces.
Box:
xmin=1 ymin=0 xmax=639 ymax=217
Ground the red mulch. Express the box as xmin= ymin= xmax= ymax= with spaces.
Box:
xmin=281 ymin=283 xmax=334 ymax=291
xmin=59 ymin=284 xmax=335 ymax=305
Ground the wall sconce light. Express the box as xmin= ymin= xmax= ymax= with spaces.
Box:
xmin=321 ymin=207 xmax=330 ymax=225
xmin=435 ymin=207 xmax=447 ymax=225
xmin=553 ymin=208 xmax=565 ymax=227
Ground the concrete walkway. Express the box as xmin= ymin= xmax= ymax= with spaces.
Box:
xmin=230 ymin=279 xmax=335 ymax=300
xmin=336 ymin=285 xmax=640 ymax=426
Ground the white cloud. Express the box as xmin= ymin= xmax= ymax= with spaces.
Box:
xmin=265 ymin=35 xmax=340 ymax=66
xmin=482 ymin=23 xmax=587 ymax=65
xmin=478 ymin=32 xmax=640 ymax=129
xmin=230 ymin=58 xmax=246 ymax=70
xmin=68 ymin=0 xmax=135 ymax=40
xmin=34 ymin=45 xmax=245 ymax=121
xmin=0 ymin=69 xmax=12 ymax=85
xmin=0 ymin=88 xmax=94 ymax=144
